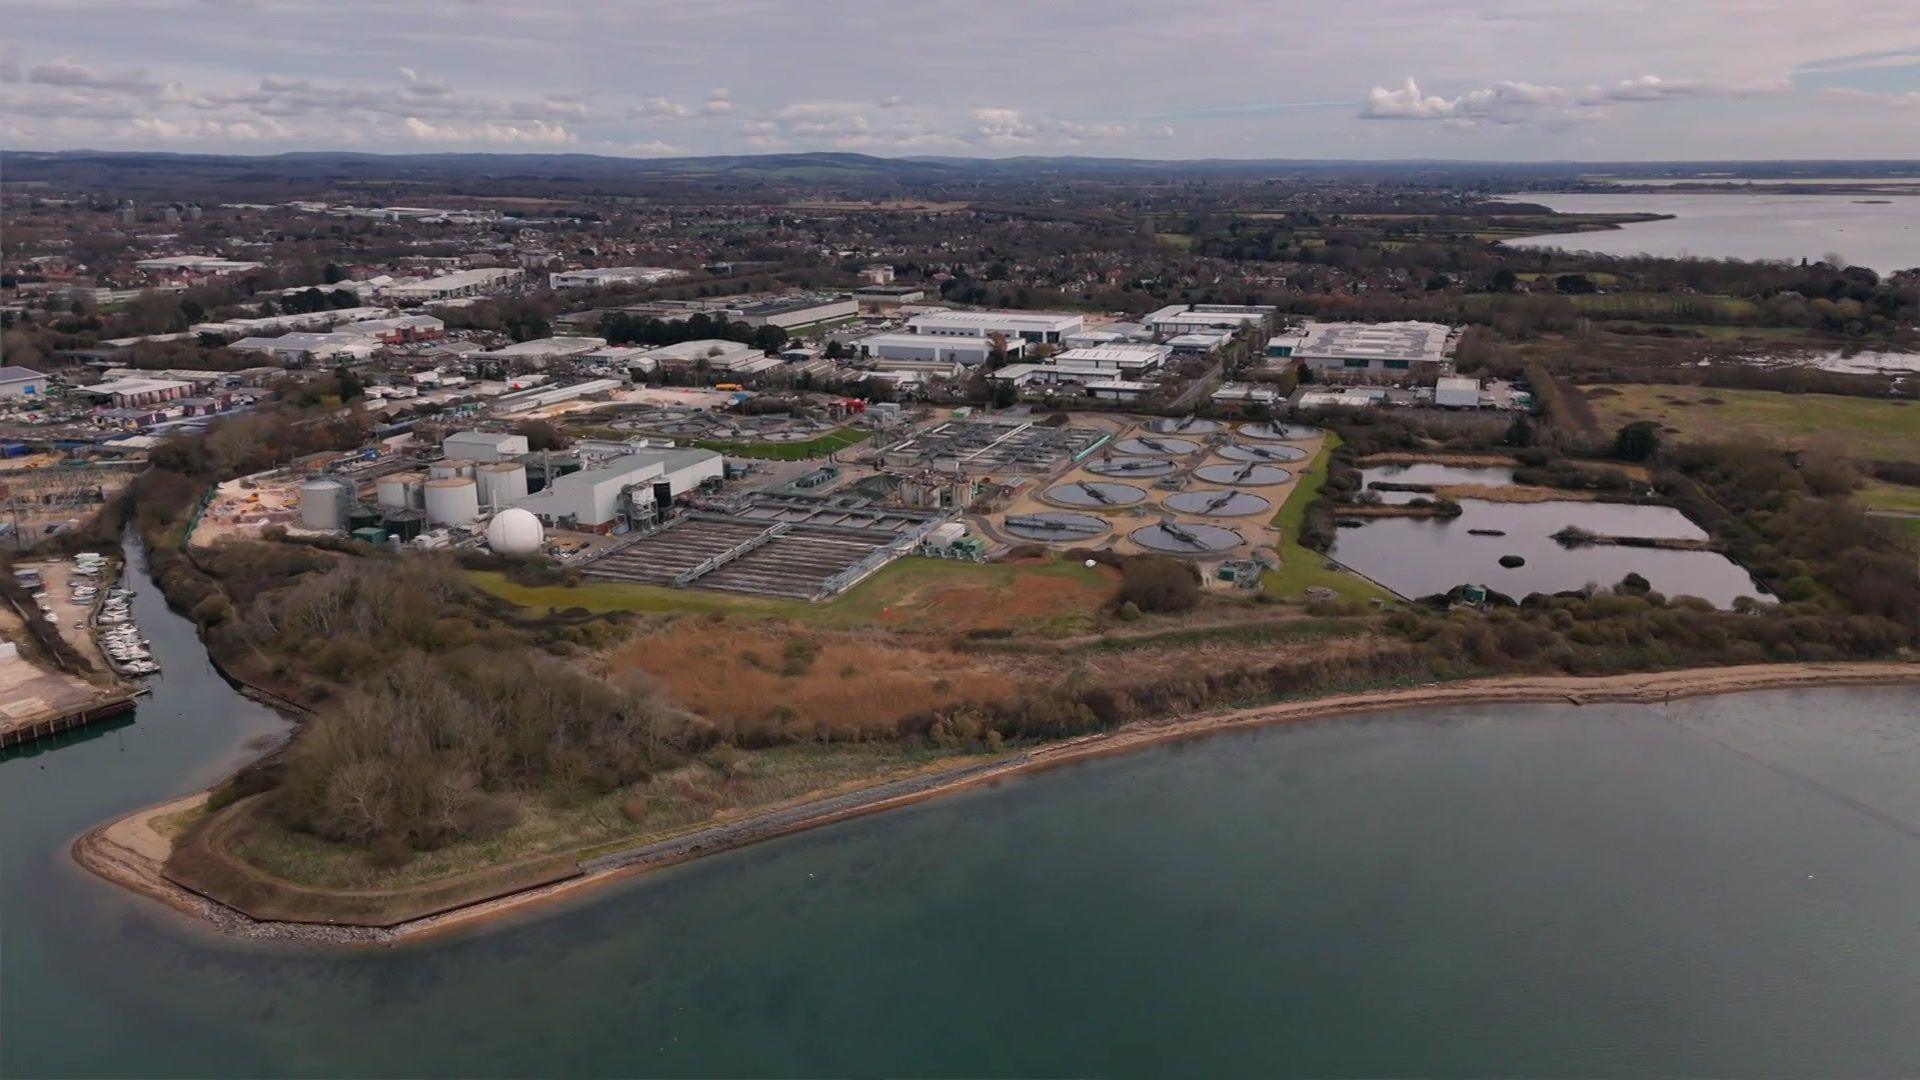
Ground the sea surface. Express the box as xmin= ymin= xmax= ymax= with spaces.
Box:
xmin=1501 ymin=192 xmax=1920 ymax=273
xmin=4 ymin=543 xmax=1919 ymax=1076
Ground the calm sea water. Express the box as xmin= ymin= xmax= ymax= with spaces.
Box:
xmin=4 ymin=545 xmax=1918 ymax=1076
xmin=1501 ymin=192 xmax=1920 ymax=274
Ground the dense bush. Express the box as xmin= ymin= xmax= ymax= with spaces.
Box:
xmin=1116 ymin=556 xmax=1202 ymax=614
xmin=271 ymin=652 xmax=688 ymax=851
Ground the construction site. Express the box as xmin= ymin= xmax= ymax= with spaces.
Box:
xmin=1 ymin=456 xmax=140 ymax=549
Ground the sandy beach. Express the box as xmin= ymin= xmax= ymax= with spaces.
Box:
xmin=74 ymin=660 xmax=1920 ymax=947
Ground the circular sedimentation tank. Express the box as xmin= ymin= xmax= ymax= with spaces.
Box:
xmin=1005 ymin=511 xmax=1112 ymax=542
xmin=1194 ymin=462 xmax=1292 ymax=486
xmin=1163 ymin=490 xmax=1273 ymax=517
xmin=1150 ymin=416 xmax=1224 ymax=436
xmin=1112 ymin=435 xmax=1200 ymax=456
xmin=1240 ymin=421 xmax=1322 ymax=441
xmin=1130 ymin=520 xmax=1242 ymax=554
xmin=1216 ymin=442 xmax=1308 ymax=463
xmin=1044 ymin=481 xmax=1147 ymax=508
xmin=1085 ymin=456 xmax=1178 ymax=478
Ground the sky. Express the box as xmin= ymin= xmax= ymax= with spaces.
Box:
xmin=1 ymin=0 xmax=1917 ymax=161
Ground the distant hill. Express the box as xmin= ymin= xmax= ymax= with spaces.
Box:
xmin=3 ymin=149 xmax=1916 ymax=198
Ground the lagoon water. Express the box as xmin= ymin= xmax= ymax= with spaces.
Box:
xmin=1501 ymin=192 xmax=1920 ymax=273
xmin=5 ymin=547 xmax=1919 ymax=1076
xmin=1333 ymin=469 xmax=1765 ymax=606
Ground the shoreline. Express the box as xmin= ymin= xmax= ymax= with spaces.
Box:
xmin=74 ymin=660 xmax=1920 ymax=947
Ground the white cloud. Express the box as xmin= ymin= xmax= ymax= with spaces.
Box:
xmin=2 ymin=0 xmax=1915 ymax=157
xmin=630 ymin=96 xmax=693 ymax=119
xmin=1362 ymin=73 xmax=1788 ymax=131
xmin=1819 ymin=87 xmax=1920 ymax=109
xmin=400 ymin=116 xmax=574 ymax=145
xmin=28 ymin=59 xmax=160 ymax=95
xmin=970 ymin=106 xmax=1038 ymax=144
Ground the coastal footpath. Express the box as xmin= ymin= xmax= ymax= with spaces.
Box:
xmin=76 ymin=660 xmax=1920 ymax=947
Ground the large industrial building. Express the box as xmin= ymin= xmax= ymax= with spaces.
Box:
xmin=383 ymin=267 xmax=521 ymax=303
xmin=725 ymin=294 xmax=858 ymax=330
xmin=133 ymin=255 xmax=265 ymax=275
xmin=985 ymin=342 xmax=1171 ymax=395
xmin=442 ymin=430 xmax=530 ymax=462
xmin=467 ymin=336 xmax=607 ymax=368
xmin=0 ymin=365 xmax=47 ymax=398
xmin=854 ymin=332 xmax=1023 ymax=367
xmin=904 ymin=310 xmax=1085 ymax=343
xmin=1292 ymin=320 xmax=1452 ymax=381
xmin=78 ymin=377 xmax=196 ymax=408
xmin=514 ymin=447 xmax=723 ymax=532
xmin=339 ymin=314 xmax=444 ymax=343
xmin=191 ymin=306 xmax=393 ymax=340
xmin=228 ymin=332 xmax=381 ymax=365
xmin=549 ymin=266 xmax=686 ymax=289
xmin=640 ymin=339 xmax=776 ymax=374
xmin=1142 ymin=304 xmax=1277 ymax=338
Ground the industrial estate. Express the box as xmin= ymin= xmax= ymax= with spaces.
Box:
xmin=2 ymin=149 xmax=1916 ymax=937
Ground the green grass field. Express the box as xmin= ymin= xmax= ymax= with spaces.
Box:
xmin=1261 ymin=435 xmax=1393 ymax=604
xmin=690 ymin=425 xmax=871 ymax=460
xmin=469 ymin=553 xmax=1113 ymax=627
xmin=1584 ymin=384 xmax=1920 ymax=462
xmin=1856 ymin=481 xmax=1920 ymax=515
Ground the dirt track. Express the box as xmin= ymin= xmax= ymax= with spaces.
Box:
xmin=74 ymin=660 xmax=1920 ymax=947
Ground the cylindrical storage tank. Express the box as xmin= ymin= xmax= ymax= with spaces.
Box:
xmin=376 ymin=471 xmax=426 ymax=510
xmin=475 ymin=461 xmax=529 ymax=511
xmin=429 ymin=458 xmax=475 ymax=480
xmin=423 ymin=476 xmax=480 ymax=524
xmin=297 ymin=477 xmax=350 ymax=531
xmin=347 ymin=502 xmax=384 ymax=531
xmin=382 ymin=508 xmax=424 ymax=540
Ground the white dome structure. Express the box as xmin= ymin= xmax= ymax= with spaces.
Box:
xmin=485 ymin=507 xmax=544 ymax=555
